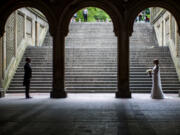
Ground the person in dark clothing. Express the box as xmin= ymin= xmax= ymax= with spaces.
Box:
xmin=23 ymin=57 xmax=32 ymax=98
xmin=83 ymin=8 xmax=88 ymax=22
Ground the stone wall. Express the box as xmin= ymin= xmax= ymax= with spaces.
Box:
xmin=0 ymin=37 xmax=3 ymax=96
xmin=0 ymin=8 xmax=49 ymax=95
xmin=151 ymin=7 xmax=180 ymax=80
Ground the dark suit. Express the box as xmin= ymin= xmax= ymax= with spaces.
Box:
xmin=23 ymin=63 xmax=32 ymax=98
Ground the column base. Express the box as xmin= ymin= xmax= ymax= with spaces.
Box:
xmin=0 ymin=89 xmax=5 ymax=98
xmin=50 ymin=91 xmax=67 ymax=98
xmin=115 ymin=91 xmax=131 ymax=98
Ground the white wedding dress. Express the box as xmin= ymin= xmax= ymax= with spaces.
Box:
xmin=151 ymin=65 xmax=165 ymax=99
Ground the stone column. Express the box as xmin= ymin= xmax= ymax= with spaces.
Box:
xmin=32 ymin=20 xmax=35 ymax=45
xmin=175 ymin=23 xmax=180 ymax=56
xmin=163 ymin=19 xmax=166 ymax=46
xmin=116 ymin=30 xmax=131 ymax=98
xmin=169 ymin=15 xmax=172 ymax=39
xmin=14 ymin=11 xmax=17 ymax=57
xmin=161 ymin=20 xmax=164 ymax=46
xmin=50 ymin=30 xmax=67 ymax=98
xmin=0 ymin=36 xmax=4 ymax=97
xmin=35 ymin=21 xmax=39 ymax=46
xmin=24 ymin=15 xmax=26 ymax=39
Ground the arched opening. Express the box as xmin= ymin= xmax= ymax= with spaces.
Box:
xmin=0 ymin=7 xmax=53 ymax=98
xmin=65 ymin=7 xmax=118 ymax=93
xmin=129 ymin=7 xmax=180 ymax=96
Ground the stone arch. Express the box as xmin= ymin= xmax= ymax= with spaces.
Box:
xmin=58 ymin=0 xmax=123 ymax=37
xmin=0 ymin=0 xmax=56 ymax=37
xmin=50 ymin=0 xmax=128 ymax=98
xmin=127 ymin=0 xmax=180 ymax=36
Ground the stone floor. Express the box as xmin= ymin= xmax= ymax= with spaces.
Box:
xmin=0 ymin=93 xmax=180 ymax=135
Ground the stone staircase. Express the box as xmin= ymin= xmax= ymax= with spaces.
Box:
xmin=7 ymin=22 xmax=180 ymax=93
xmin=129 ymin=23 xmax=180 ymax=93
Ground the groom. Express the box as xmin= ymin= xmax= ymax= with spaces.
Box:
xmin=23 ymin=57 xmax=32 ymax=99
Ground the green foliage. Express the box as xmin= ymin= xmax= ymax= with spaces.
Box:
xmin=75 ymin=7 xmax=111 ymax=22
xmin=145 ymin=8 xmax=150 ymax=14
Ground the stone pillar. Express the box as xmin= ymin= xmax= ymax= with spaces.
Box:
xmin=116 ymin=30 xmax=131 ymax=98
xmin=175 ymin=23 xmax=180 ymax=56
xmin=14 ymin=11 xmax=17 ymax=57
xmin=35 ymin=21 xmax=39 ymax=46
xmin=163 ymin=19 xmax=166 ymax=46
xmin=24 ymin=15 xmax=26 ymax=39
xmin=161 ymin=20 xmax=164 ymax=46
xmin=32 ymin=20 xmax=35 ymax=45
xmin=169 ymin=15 xmax=172 ymax=39
xmin=0 ymin=36 xmax=4 ymax=97
xmin=50 ymin=30 xmax=67 ymax=98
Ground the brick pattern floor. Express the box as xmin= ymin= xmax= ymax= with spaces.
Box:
xmin=0 ymin=94 xmax=180 ymax=135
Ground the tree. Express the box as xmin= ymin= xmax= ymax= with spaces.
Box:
xmin=75 ymin=7 xmax=111 ymax=22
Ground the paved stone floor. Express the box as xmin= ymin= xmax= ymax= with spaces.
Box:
xmin=0 ymin=93 xmax=180 ymax=135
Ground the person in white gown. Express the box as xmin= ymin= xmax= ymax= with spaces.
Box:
xmin=151 ymin=59 xmax=165 ymax=99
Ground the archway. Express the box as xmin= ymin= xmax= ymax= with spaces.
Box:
xmin=51 ymin=1 xmax=130 ymax=98
xmin=65 ymin=7 xmax=117 ymax=93
xmin=0 ymin=7 xmax=53 ymax=98
xmin=129 ymin=7 xmax=180 ymax=96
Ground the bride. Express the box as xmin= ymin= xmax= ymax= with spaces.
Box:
xmin=150 ymin=59 xmax=165 ymax=99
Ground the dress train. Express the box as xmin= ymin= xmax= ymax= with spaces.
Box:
xmin=151 ymin=65 xmax=165 ymax=99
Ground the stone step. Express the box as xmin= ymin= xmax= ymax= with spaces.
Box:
xmin=11 ymin=81 xmax=52 ymax=84
xmin=18 ymin=62 xmax=174 ymax=66
xmin=23 ymin=54 xmax=172 ymax=58
xmin=20 ymin=57 xmax=172 ymax=61
xmin=7 ymin=88 xmax=179 ymax=93
xmin=15 ymin=69 xmax=177 ymax=73
xmin=25 ymin=48 xmax=169 ymax=52
xmin=14 ymin=71 xmax=178 ymax=75
xmin=66 ymin=35 xmax=116 ymax=38
xmin=19 ymin=62 xmax=174 ymax=66
xmin=10 ymin=78 xmax=179 ymax=82
xmin=10 ymin=79 xmax=180 ymax=84
xmin=9 ymin=84 xmax=52 ymax=87
xmin=8 ymin=87 xmax=52 ymax=91
xmin=130 ymin=87 xmax=179 ymax=92
xmin=63 ymin=78 xmax=178 ymax=81
xmin=19 ymin=61 xmax=174 ymax=64
xmin=17 ymin=64 xmax=175 ymax=68
xmin=65 ymin=72 xmax=177 ymax=76
xmin=65 ymin=81 xmax=180 ymax=85
xmin=68 ymin=30 xmax=115 ymax=33
xmin=10 ymin=83 xmax=180 ymax=88
xmin=11 ymin=78 xmax=53 ymax=81
xmin=11 ymin=73 xmax=177 ymax=78
xmin=23 ymin=51 xmax=171 ymax=55
xmin=15 ymin=67 xmax=177 ymax=72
